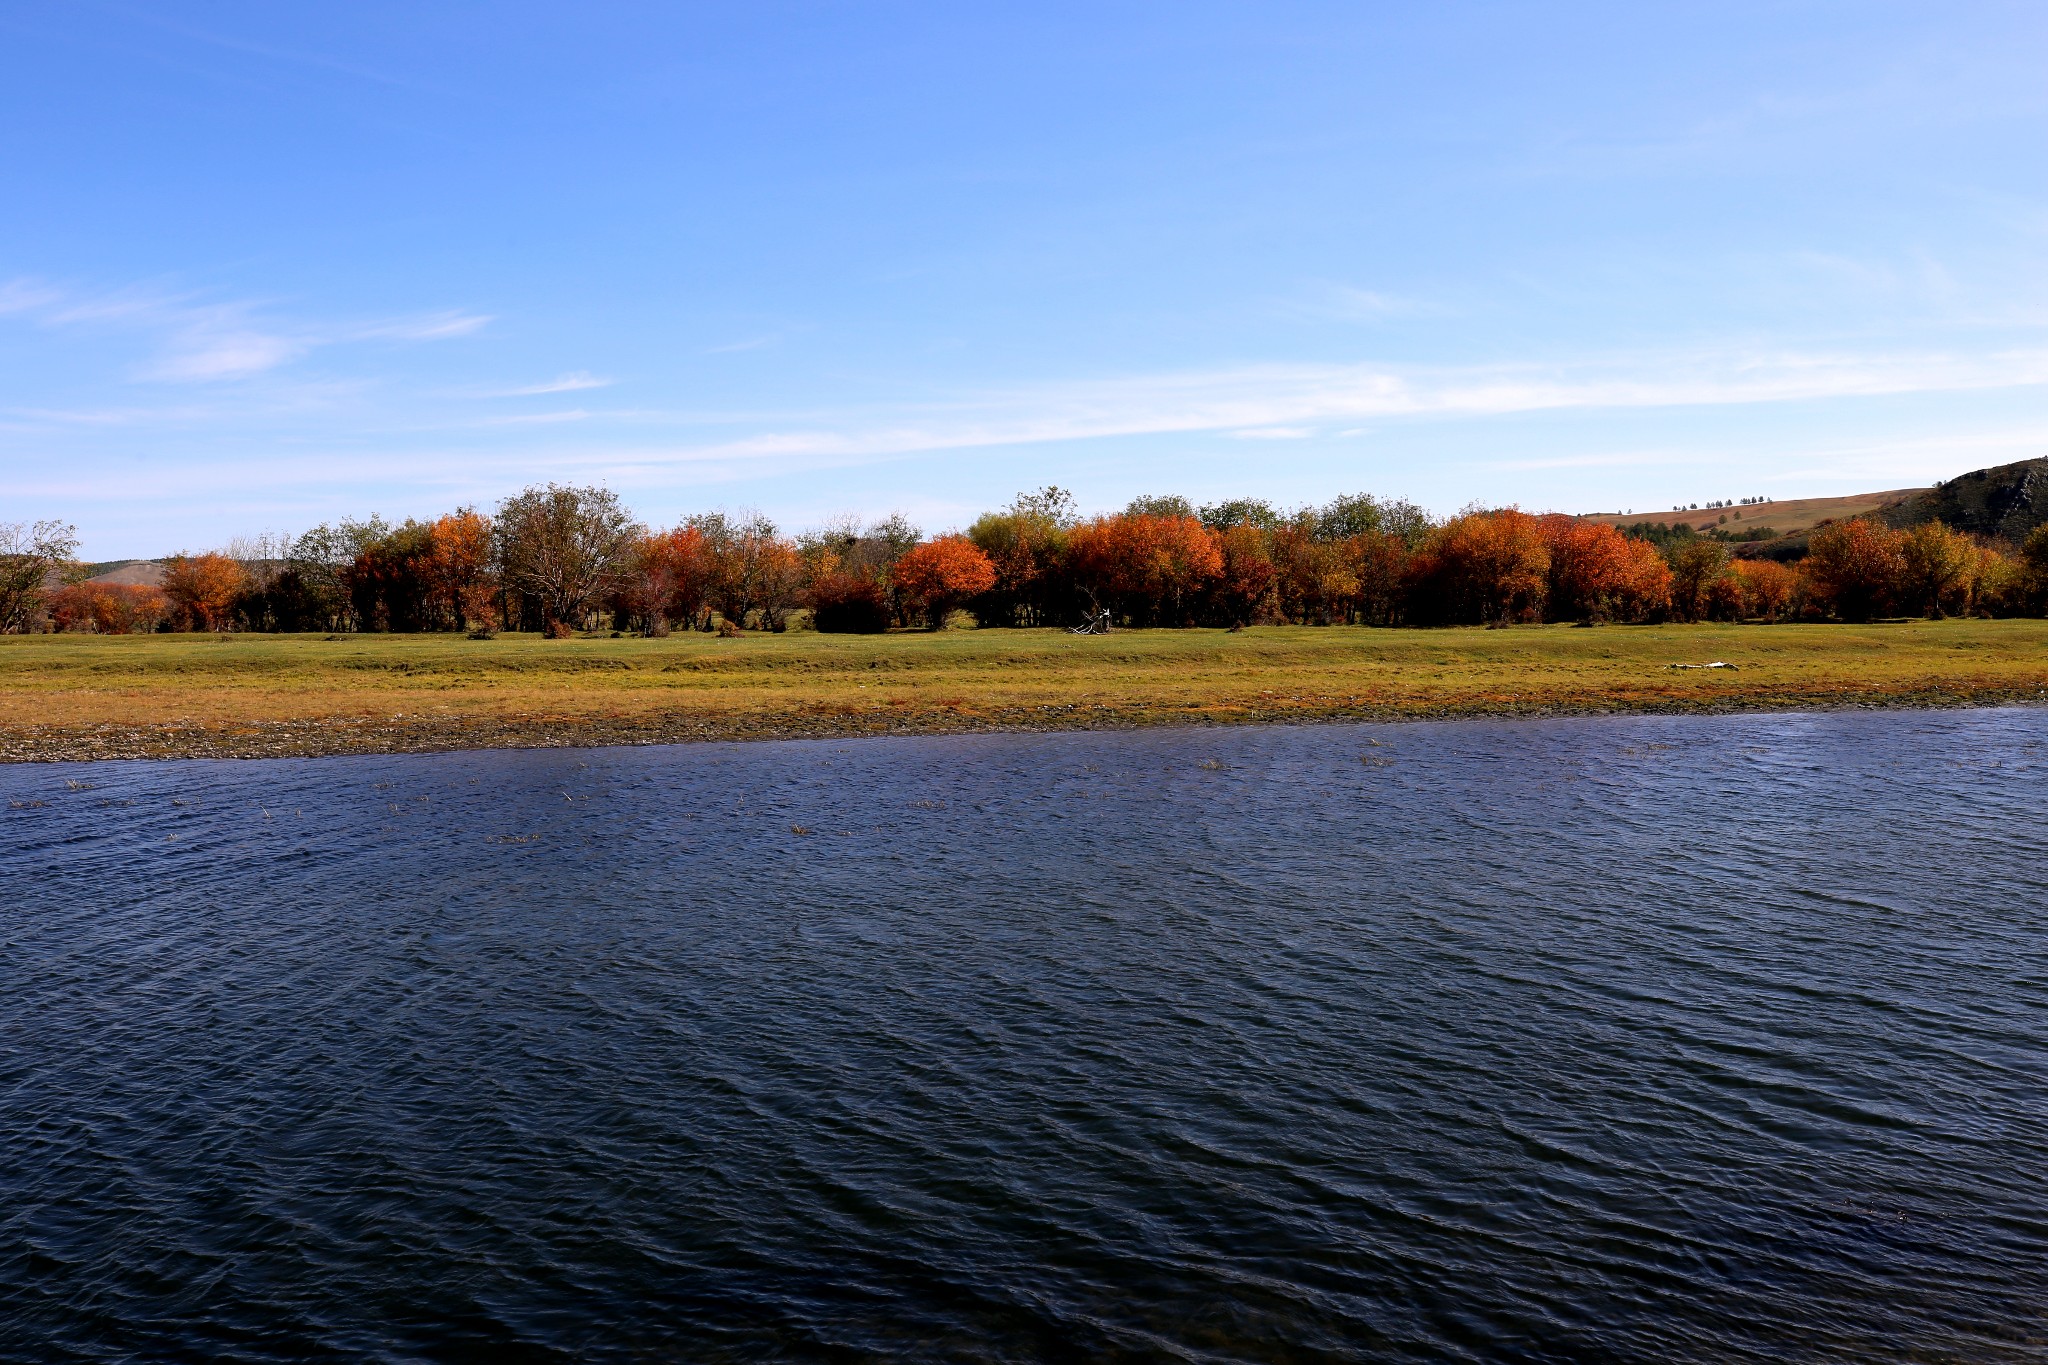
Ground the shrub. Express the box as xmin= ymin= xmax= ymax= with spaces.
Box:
xmin=810 ymin=574 xmax=893 ymax=633
xmin=48 ymin=582 xmax=169 ymax=634
xmin=1729 ymin=559 xmax=1795 ymax=620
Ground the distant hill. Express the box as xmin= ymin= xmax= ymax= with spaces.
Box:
xmin=1880 ymin=456 xmax=2048 ymax=544
xmin=1578 ymin=489 xmax=1920 ymax=538
xmin=84 ymin=560 xmax=167 ymax=587
xmin=36 ymin=560 xmax=168 ymax=593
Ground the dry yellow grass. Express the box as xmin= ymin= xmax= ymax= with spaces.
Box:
xmin=1578 ymin=489 xmax=1919 ymax=536
xmin=2 ymin=619 xmax=2043 ymax=760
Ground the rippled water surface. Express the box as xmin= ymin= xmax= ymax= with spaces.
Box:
xmin=5 ymin=709 xmax=2047 ymax=1362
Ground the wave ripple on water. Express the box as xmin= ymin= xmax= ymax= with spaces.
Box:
xmin=4 ymin=708 xmax=2047 ymax=1362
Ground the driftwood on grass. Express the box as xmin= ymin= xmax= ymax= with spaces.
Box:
xmin=1068 ymin=610 xmax=1113 ymax=635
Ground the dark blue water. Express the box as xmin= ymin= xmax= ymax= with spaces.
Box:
xmin=4 ymin=710 xmax=2046 ymax=1362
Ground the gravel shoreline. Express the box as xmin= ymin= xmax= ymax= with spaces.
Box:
xmin=5 ymin=686 xmax=2043 ymax=763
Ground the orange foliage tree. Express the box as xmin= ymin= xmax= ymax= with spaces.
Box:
xmin=1270 ymin=521 xmax=1359 ymax=625
xmin=1405 ymin=509 xmax=1549 ymax=625
xmin=1210 ymin=521 xmax=1277 ymax=625
xmin=1804 ymin=518 xmax=1906 ymax=622
xmin=1344 ymin=532 xmax=1412 ymax=626
xmin=891 ymin=534 xmax=997 ymax=628
xmin=1728 ymin=558 xmax=1794 ymax=620
xmin=808 ymin=572 xmax=894 ymax=632
xmin=427 ymin=509 xmax=498 ymax=630
xmin=618 ymin=524 xmax=715 ymax=634
xmin=162 ymin=552 xmax=251 ymax=630
xmin=1612 ymin=538 xmax=1672 ymax=621
xmin=1067 ymin=513 xmax=1223 ymax=625
xmin=48 ymin=582 xmax=169 ymax=634
xmin=1540 ymin=516 xmax=1655 ymax=623
xmin=1704 ymin=570 xmax=1747 ymax=622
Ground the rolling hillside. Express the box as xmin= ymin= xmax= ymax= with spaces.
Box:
xmin=1577 ymin=489 xmax=1921 ymax=537
xmin=1581 ymin=455 xmax=2047 ymax=558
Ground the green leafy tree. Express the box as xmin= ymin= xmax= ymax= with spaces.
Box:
xmin=0 ymin=519 xmax=80 ymax=633
xmin=496 ymin=484 xmax=640 ymax=632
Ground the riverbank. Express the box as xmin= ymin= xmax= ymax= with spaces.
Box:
xmin=3 ymin=619 xmax=2044 ymax=761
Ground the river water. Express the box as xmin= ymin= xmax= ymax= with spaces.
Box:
xmin=4 ymin=709 xmax=2046 ymax=1362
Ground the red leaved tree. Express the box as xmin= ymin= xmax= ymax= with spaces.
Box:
xmin=891 ymin=535 xmax=997 ymax=629
xmin=1067 ymin=513 xmax=1222 ymax=625
xmin=618 ymin=525 xmax=715 ymax=634
xmin=1344 ymin=532 xmax=1411 ymax=626
xmin=1540 ymin=516 xmax=1644 ymax=623
xmin=48 ymin=582 xmax=169 ymax=634
xmin=1612 ymin=537 xmax=1672 ymax=622
xmin=1210 ymin=521 xmax=1276 ymax=626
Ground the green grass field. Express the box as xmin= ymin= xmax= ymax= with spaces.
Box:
xmin=3 ymin=618 xmax=2043 ymax=760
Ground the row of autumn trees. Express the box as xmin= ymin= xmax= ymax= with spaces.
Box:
xmin=15 ymin=484 xmax=2048 ymax=635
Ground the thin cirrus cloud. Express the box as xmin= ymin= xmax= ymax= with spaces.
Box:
xmin=1284 ymin=284 xmax=1448 ymax=323
xmin=490 ymin=371 xmax=614 ymax=396
xmin=482 ymin=409 xmax=593 ymax=425
xmin=612 ymin=344 xmax=2048 ymax=469
xmin=701 ymin=334 xmax=780 ymax=354
xmin=349 ymin=311 xmax=492 ymax=342
xmin=142 ymin=328 xmax=313 ymax=382
xmin=11 ymin=335 xmax=2048 ymax=513
xmin=80 ymin=339 xmax=2048 ymax=488
xmin=0 ymin=277 xmax=489 ymax=382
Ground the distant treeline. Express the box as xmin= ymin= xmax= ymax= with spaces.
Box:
xmin=7 ymin=485 xmax=2048 ymax=636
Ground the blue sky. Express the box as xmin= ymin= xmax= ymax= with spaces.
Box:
xmin=3 ymin=2 xmax=2046 ymax=556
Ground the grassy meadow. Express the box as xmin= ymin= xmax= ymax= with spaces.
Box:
xmin=2 ymin=618 xmax=2044 ymax=760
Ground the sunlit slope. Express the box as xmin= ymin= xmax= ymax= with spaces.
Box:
xmin=1578 ymin=490 xmax=1921 ymax=537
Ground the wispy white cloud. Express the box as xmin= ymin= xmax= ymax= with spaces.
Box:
xmin=353 ymin=311 xmax=492 ymax=342
xmin=1294 ymin=284 xmax=1445 ymax=322
xmin=1764 ymin=423 xmax=2048 ymax=487
xmin=702 ymin=334 xmax=779 ymax=354
xmin=482 ymin=409 xmax=592 ymax=425
xmin=10 ymin=333 xmax=2048 ymax=534
xmin=0 ymin=277 xmax=487 ymax=383
xmin=597 ymin=345 xmax=2048 ymax=468
xmin=0 ymin=279 xmax=65 ymax=315
xmin=143 ymin=328 xmax=310 ymax=381
xmin=491 ymin=371 xmax=613 ymax=396
xmin=1481 ymin=449 xmax=1695 ymax=473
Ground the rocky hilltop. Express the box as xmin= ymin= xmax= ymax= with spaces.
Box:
xmin=1736 ymin=455 xmax=2047 ymax=561
xmin=1882 ymin=456 xmax=2048 ymax=544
